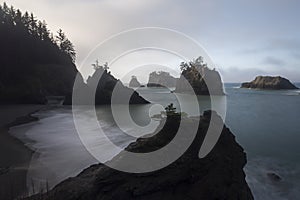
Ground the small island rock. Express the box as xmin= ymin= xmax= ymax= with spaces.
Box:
xmin=147 ymin=71 xmax=178 ymax=88
xmin=129 ymin=76 xmax=141 ymax=87
xmin=241 ymin=76 xmax=298 ymax=90
xmin=174 ymin=57 xmax=225 ymax=95
xmin=86 ymin=68 xmax=149 ymax=105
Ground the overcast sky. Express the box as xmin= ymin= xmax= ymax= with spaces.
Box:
xmin=4 ymin=0 xmax=300 ymax=82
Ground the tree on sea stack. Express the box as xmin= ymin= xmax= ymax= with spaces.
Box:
xmin=92 ymin=59 xmax=102 ymax=70
xmin=164 ymin=103 xmax=187 ymax=117
xmin=103 ymin=62 xmax=109 ymax=72
xmin=92 ymin=60 xmax=110 ymax=73
xmin=165 ymin=103 xmax=176 ymax=115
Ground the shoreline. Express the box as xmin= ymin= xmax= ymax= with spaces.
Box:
xmin=0 ymin=105 xmax=45 ymax=199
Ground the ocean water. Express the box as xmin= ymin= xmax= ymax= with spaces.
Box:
xmin=10 ymin=83 xmax=300 ymax=199
xmin=225 ymin=83 xmax=300 ymax=199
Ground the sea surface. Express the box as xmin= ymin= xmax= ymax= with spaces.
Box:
xmin=10 ymin=83 xmax=300 ymax=199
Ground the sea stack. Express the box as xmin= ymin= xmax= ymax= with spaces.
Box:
xmin=174 ymin=57 xmax=225 ymax=95
xmin=147 ymin=71 xmax=178 ymax=87
xmin=241 ymin=76 xmax=298 ymax=90
xmin=129 ymin=76 xmax=141 ymax=87
xmin=86 ymin=67 xmax=149 ymax=104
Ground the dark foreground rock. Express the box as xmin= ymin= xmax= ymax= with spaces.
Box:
xmin=29 ymin=111 xmax=253 ymax=200
xmin=241 ymin=76 xmax=298 ymax=90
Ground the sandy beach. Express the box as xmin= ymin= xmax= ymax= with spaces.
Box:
xmin=0 ymin=105 xmax=44 ymax=200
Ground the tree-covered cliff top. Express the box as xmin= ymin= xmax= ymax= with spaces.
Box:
xmin=0 ymin=2 xmax=79 ymax=104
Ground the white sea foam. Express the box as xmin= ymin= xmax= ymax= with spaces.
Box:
xmin=10 ymin=108 xmax=136 ymax=194
xmin=245 ymin=157 xmax=300 ymax=200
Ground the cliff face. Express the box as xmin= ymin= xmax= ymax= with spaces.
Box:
xmin=241 ymin=76 xmax=298 ymax=90
xmin=31 ymin=111 xmax=253 ymax=200
xmin=175 ymin=67 xmax=224 ymax=95
xmin=129 ymin=76 xmax=141 ymax=87
xmin=147 ymin=71 xmax=178 ymax=87
xmin=86 ymin=69 xmax=149 ymax=104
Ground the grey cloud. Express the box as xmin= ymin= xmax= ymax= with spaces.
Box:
xmin=291 ymin=53 xmax=300 ymax=60
xmin=240 ymin=38 xmax=300 ymax=55
xmin=219 ymin=66 xmax=300 ymax=83
xmin=5 ymin=0 xmax=300 ymax=82
xmin=261 ymin=56 xmax=285 ymax=66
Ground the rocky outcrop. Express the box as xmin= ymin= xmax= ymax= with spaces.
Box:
xmin=174 ymin=58 xmax=224 ymax=95
xmin=175 ymin=68 xmax=224 ymax=95
xmin=147 ymin=71 xmax=178 ymax=87
xmin=30 ymin=111 xmax=253 ymax=200
xmin=241 ymin=76 xmax=298 ymax=90
xmin=129 ymin=76 xmax=141 ymax=87
xmin=86 ymin=68 xmax=149 ymax=104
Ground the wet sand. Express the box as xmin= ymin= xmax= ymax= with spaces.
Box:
xmin=0 ymin=105 xmax=44 ymax=200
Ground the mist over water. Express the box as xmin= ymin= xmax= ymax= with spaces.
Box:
xmin=10 ymin=83 xmax=300 ymax=199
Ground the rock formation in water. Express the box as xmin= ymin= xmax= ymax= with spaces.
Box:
xmin=147 ymin=71 xmax=178 ymax=87
xmin=30 ymin=110 xmax=253 ymax=200
xmin=174 ymin=57 xmax=225 ymax=95
xmin=86 ymin=66 xmax=149 ymax=105
xmin=241 ymin=76 xmax=298 ymax=90
xmin=129 ymin=76 xmax=141 ymax=87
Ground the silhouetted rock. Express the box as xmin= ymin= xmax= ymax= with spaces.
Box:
xmin=129 ymin=76 xmax=141 ymax=87
xmin=174 ymin=57 xmax=225 ymax=95
xmin=147 ymin=71 xmax=178 ymax=87
xmin=241 ymin=76 xmax=298 ymax=90
xmin=86 ymin=68 xmax=149 ymax=105
xmin=31 ymin=111 xmax=253 ymax=200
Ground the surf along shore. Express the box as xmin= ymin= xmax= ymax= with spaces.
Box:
xmin=0 ymin=105 xmax=45 ymax=199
